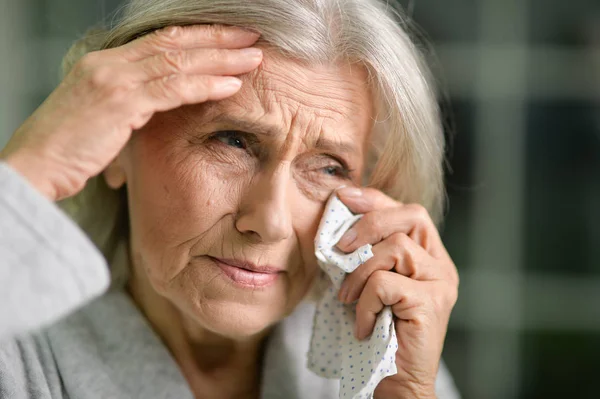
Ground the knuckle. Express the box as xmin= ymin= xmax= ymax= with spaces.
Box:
xmin=204 ymin=24 xmax=227 ymax=44
xmin=153 ymin=26 xmax=183 ymax=49
xmin=402 ymin=253 xmax=419 ymax=277
xmin=369 ymin=270 xmax=388 ymax=291
xmin=389 ymin=250 xmax=405 ymax=273
xmin=407 ymin=203 xmax=430 ymax=221
xmin=432 ymin=282 xmax=458 ymax=311
xmin=413 ymin=311 xmax=430 ymax=327
xmin=162 ymin=50 xmax=187 ymax=73
xmin=391 ymin=232 xmax=410 ymax=247
xmin=88 ymin=65 xmax=113 ymax=88
xmin=86 ymin=66 xmax=132 ymax=100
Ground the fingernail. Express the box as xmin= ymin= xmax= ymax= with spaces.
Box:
xmin=344 ymin=288 xmax=356 ymax=304
xmin=216 ymin=77 xmax=242 ymax=93
xmin=338 ymin=187 xmax=362 ymax=197
xmin=358 ymin=326 xmax=368 ymax=340
xmin=337 ymin=228 xmax=357 ymax=249
xmin=357 ymin=323 xmax=372 ymax=340
xmin=240 ymin=47 xmax=262 ymax=59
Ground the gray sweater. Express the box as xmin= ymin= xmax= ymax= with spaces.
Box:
xmin=0 ymin=162 xmax=460 ymax=398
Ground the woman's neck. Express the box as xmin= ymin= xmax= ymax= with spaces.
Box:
xmin=127 ymin=269 xmax=267 ymax=399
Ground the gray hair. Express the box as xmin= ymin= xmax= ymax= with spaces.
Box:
xmin=60 ymin=0 xmax=445 ymax=287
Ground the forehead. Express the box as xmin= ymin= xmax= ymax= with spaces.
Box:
xmin=201 ymin=51 xmax=374 ymax=146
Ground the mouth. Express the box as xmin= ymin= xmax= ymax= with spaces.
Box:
xmin=209 ymin=257 xmax=283 ymax=288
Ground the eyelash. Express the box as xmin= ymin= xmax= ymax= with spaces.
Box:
xmin=210 ymin=130 xmax=353 ymax=179
xmin=211 ymin=130 xmax=251 ymax=151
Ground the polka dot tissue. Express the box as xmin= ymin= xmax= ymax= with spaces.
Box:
xmin=308 ymin=194 xmax=398 ymax=399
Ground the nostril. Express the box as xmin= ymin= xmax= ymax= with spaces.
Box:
xmin=243 ymin=230 xmax=262 ymax=241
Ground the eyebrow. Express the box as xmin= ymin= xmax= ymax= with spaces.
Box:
xmin=205 ymin=113 xmax=362 ymax=158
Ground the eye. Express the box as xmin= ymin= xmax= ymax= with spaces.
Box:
xmin=212 ymin=130 xmax=248 ymax=150
xmin=320 ymin=159 xmax=352 ymax=179
xmin=322 ymin=165 xmax=346 ymax=177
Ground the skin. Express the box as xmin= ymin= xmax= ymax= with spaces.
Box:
xmin=0 ymin=25 xmax=458 ymax=399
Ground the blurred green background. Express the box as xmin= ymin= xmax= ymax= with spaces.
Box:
xmin=0 ymin=1 xmax=598 ymax=398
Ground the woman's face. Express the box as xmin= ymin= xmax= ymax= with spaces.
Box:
xmin=117 ymin=52 xmax=373 ymax=338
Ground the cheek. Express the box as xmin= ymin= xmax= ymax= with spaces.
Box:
xmin=294 ymin=173 xmax=333 ymax=202
xmin=290 ymin=195 xmax=325 ymax=277
xmin=123 ymin=135 xmax=246 ymax=280
xmin=292 ymin=201 xmax=321 ymax=247
xmin=292 ymin=159 xmax=352 ymax=202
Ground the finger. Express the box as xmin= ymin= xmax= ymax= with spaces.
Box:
xmin=114 ymin=25 xmax=260 ymax=62
xmin=131 ymin=47 xmax=262 ymax=82
xmin=339 ymin=233 xmax=442 ymax=304
xmin=336 ymin=204 xmax=442 ymax=255
xmin=139 ymin=74 xmax=242 ymax=114
xmin=391 ymin=279 xmax=457 ymax=327
xmin=336 ymin=186 xmax=398 ymax=214
xmin=354 ymin=271 xmax=424 ymax=340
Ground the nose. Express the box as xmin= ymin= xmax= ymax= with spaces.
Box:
xmin=235 ymin=164 xmax=294 ymax=243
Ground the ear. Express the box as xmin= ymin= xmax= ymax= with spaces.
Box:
xmin=103 ymin=157 xmax=127 ymax=189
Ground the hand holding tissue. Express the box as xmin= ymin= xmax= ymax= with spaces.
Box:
xmin=309 ymin=194 xmax=398 ymax=399
xmin=308 ymin=189 xmax=459 ymax=399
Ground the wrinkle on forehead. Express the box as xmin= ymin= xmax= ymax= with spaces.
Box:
xmin=240 ymin=54 xmax=371 ymax=124
xmin=193 ymin=52 xmax=373 ymax=166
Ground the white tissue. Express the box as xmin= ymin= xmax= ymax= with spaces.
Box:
xmin=308 ymin=195 xmax=398 ymax=399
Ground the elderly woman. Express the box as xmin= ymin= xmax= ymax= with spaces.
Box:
xmin=0 ymin=0 xmax=460 ymax=398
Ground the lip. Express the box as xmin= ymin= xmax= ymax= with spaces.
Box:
xmin=209 ymin=257 xmax=283 ymax=288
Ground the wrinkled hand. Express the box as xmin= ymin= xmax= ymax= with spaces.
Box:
xmin=336 ymin=187 xmax=459 ymax=399
xmin=0 ymin=25 xmax=262 ymax=201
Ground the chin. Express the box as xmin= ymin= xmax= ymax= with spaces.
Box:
xmin=195 ymin=301 xmax=281 ymax=338
xmin=168 ymin=263 xmax=295 ymax=338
